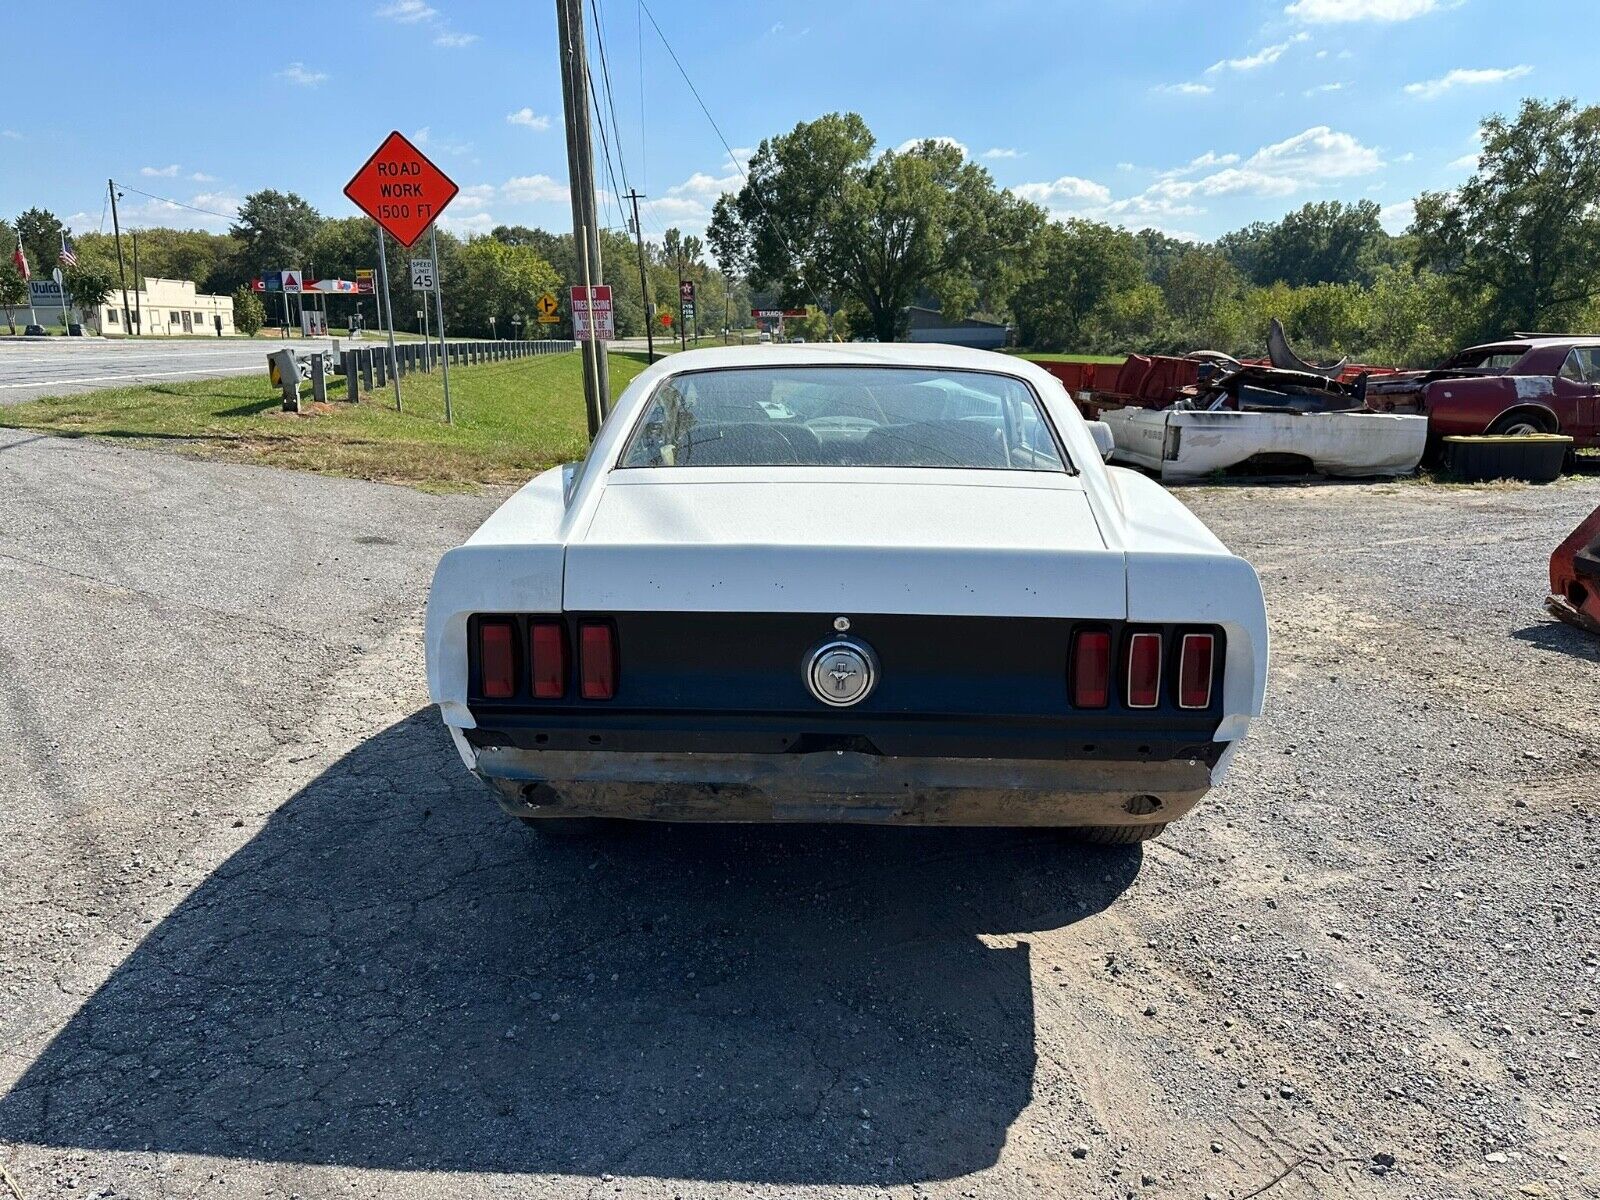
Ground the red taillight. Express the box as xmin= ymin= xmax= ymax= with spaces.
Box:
xmin=578 ymin=621 xmax=618 ymax=700
xmin=479 ymin=619 xmax=516 ymax=699
xmin=530 ymin=620 xmax=567 ymax=699
xmin=1178 ymin=632 xmax=1215 ymax=709
xmin=1070 ymin=629 xmax=1111 ymax=708
xmin=1126 ymin=631 xmax=1162 ymax=709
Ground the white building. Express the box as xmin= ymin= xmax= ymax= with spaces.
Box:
xmin=96 ymin=278 xmax=236 ymax=337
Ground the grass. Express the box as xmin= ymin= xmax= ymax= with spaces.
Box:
xmin=0 ymin=350 xmax=652 ymax=492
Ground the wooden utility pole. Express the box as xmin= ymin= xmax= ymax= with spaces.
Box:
xmin=624 ymin=190 xmax=654 ymax=363
xmin=108 ymin=180 xmax=134 ymax=336
xmin=556 ymin=0 xmax=610 ymax=435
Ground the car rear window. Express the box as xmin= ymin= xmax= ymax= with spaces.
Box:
xmin=619 ymin=366 xmax=1068 ymax=471
xmin=1440 ymin=345 xmax=1529 ymax=371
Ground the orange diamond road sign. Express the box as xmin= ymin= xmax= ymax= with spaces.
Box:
xmin=343 ymin=130 xmax=460 ymax=248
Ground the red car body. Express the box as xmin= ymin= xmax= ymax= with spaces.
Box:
xmin=1366 ymin=338 xmax=1600 ymax=447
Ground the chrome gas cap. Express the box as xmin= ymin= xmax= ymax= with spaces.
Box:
xmin=806 ymin=640 xmax=878 ymax=708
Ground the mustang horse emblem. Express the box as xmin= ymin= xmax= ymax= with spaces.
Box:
xmin=828 ymin=665 xmax=858 ymax=692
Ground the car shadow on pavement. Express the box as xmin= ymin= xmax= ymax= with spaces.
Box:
xmin=0 ymin=711 xmax=1142 ymax=1185
xmin=1511 ymin=620 xmax=1600 ymax=662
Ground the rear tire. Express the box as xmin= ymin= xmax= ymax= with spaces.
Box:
xmin=1071 ymin=823 xmax=1167 ymax=845
xmin=1487 ymin=412 xmax=1556 ymax=436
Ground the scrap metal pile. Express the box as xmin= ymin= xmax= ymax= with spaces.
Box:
xmin=1037 ymin=321 xmax=1427 ymax=481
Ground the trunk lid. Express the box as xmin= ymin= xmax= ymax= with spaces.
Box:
xmin=562 ymin=470 xmax=1126 ymax=618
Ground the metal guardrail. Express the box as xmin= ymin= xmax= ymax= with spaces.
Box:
xmin=336 ymin=339 xmax=578 ymax=403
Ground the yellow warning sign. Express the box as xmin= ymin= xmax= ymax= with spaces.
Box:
xmin=536 ymin=292 xmax=560 ymax=324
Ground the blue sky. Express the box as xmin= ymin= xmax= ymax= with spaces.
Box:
xmin=0 ymin=0 xmax=1587 ymax=249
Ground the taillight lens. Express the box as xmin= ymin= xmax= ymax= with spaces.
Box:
xmin=578 ymin=621 xmax=618 ymax=700
xmin=1070 ymin=629 xmax=1111 ymax=708
xmin=1126 ymin=631 xmax=1162 ymax=708
xmin=530 ymin=620 xmax=567 ymax=699
xmin=479 ymin=619 xmax=516 ymax=699
xmin=1178 ymin=633 xmax=1215 ymax=709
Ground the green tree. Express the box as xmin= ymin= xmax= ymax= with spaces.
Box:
xmin=1413 ymin=97 xmax=1600 ymax=338
xmin=62 ymin=263 xmax=115 ymax=330
xmin=0 ymin=260 xmax=25 ymax=335
xmin=232 ymin=286 xmax=265 ymax=336
xmin=1012 ymin=220 xmax=1144 ymax=351
xmin=14 ymin=207 xmax=65 ymax=282
xmin=228 ymin=190 xmax=323 ymax=281
xmin=709 ymin=113 xmax=1042 ymax=341
xmin=1162 ymin=248 xmax=1246 ymax=349
xmin=449 ymin=237 xmax=560 ymax=338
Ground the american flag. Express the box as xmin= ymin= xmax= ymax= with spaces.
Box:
xmin=58 ymin=233 xmax=78 ymax=268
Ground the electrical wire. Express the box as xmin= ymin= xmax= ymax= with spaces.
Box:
xmin=114 ymin=183 xmax=236 ymax=224
xmin=635 ymin=0 xmax=833 ymax=322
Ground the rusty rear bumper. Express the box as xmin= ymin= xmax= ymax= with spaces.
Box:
xmin=472 ymin=747 xmax=1215 ymax=827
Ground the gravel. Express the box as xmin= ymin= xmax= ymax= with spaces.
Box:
xmin=0 ymin=436 xmax=1596 ymax=1200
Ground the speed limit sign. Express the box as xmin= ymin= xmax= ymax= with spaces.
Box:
xmin=410 ymin=258 xmax=435 ymax=291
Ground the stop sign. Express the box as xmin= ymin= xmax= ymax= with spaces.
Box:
xmin=343 ymin=131 xmax=460 ymax=247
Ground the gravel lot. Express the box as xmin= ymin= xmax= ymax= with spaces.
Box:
xmin=0 ymin=429 xmax=1596 ymax=1200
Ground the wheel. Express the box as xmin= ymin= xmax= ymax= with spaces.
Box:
xmin=1487 ymin=412 xmax=1555 ymax=437
xmin=1071 ymin=823 xmax=1167 ymax=845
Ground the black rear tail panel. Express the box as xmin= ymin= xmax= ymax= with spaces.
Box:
xmin=466 ymin=613 xmax=1226 ymax=763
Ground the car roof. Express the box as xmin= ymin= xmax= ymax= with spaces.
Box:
xmin=648 ymin=342 xmax=1030 ymax=374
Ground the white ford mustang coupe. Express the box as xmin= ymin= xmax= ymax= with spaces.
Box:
xmin=425 ymin=344 xmax=1268 ymax=842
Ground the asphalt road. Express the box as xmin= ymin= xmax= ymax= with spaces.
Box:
xmin=0 ymin=337 xmax=340 ymax=404
xmin=0 ymin=433 xmax=1596 ymax=1199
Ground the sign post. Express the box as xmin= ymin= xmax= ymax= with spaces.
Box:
xmin=428 ymin=223 xmax=452 ymax=424
xmin=374 ymin=228 xmax=402 ymax=411
xmin=344 ymin=130 xmax=461 ymax=418
xmin=282 ymin=269 xmax=303 ymax=337
xmin=678 ymin=279 xmax=696 ymax=351
xmin=411 ymin=257 xmax=433 ymax=366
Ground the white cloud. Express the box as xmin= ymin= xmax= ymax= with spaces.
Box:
xmin=0 ymin=129 xmax=20 ymax=140
xmin=453 ymin=184 xmax=497 ymax=211
xmin=1013 ymin=176 xmax=1113 ymax=207
xmin=1449 ymin=152 xmax=1479 ymax=169
xmin=1116 ymin=162 xmax=1136 ymax=172
xmin=1393 ymin=151 xmax=1416 ymax=163
xmin=1379 ymin=199 xmax=1416 ymax=232
xmin=668 ymin=170 xmax=742 ymax=200
xmin=983 ymin=147 xmax=1023 ymax=159
xmin=1303 ymin=81 xmax=1346 ymax=96
xmin=375 ymin=0 xmax=436 ymax=21
xmin=277 ymin=62 xmax=326 ymax=87
xmin=1404 ymin=65 xmax=1531 ymax=100
xmin=500 ymin=174 xmax=568 ymax=203
xmin=189 ymin=171 xmax=216 ymax=182
xmin=1208 ymin=32 xmax=1310 ymax=74
xmin=140 ymin=164 xmax=180 ymax=178
xmin=894 ymin=136 xmax=970 ymax=157
xmin=1158 ymin=151 xmax=1240 ymax=179
xmin=1154 ymin=82 xmax=1213 ymax=96
xmin=434 ymin=30 xmax=478 ymax=47
xmin=506 ymin=107 xmax=552 ymax=131
xmin=440 ymin=211 xmax=494 ymax=234
xmin=1248 ymin=124 xmax=1383 ymax=178
xmin=1288 ymin=0 xmax=1452 ymax=20
xmin=412 ymin=126 xmax=472 ymax=155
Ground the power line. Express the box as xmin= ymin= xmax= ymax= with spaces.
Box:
xmin=591 ymin=0 xmax=632 ymax=197
xmin=114 ymin=183 xmax=236 ymax=224
xmin=635 ymin=0 xmax=833 ymax=323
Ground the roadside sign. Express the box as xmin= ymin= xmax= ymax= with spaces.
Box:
xmin=535 ymin=292 xmax=559 ymax=323
xmin=52 ymin=267 xmax=64 ymax=288
xmin=410 ymin=258 xmax=435 ymax=291
xmin=343 ymin=130 xmax=460 ymax=248
xmin=679 ymin=280 xmax=696 ymax=304
xmin=752 ymin=308 xmax=808 ymax=319
xmin=570 ymin=284 xmax=615 ymax=341
xmin=262 ymin=270 xmax=283 ymax=292
xmin=282 ymin=268 xmax=303 ymax=295
xmin=355 ymin=268 xmax=375 ymax=294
